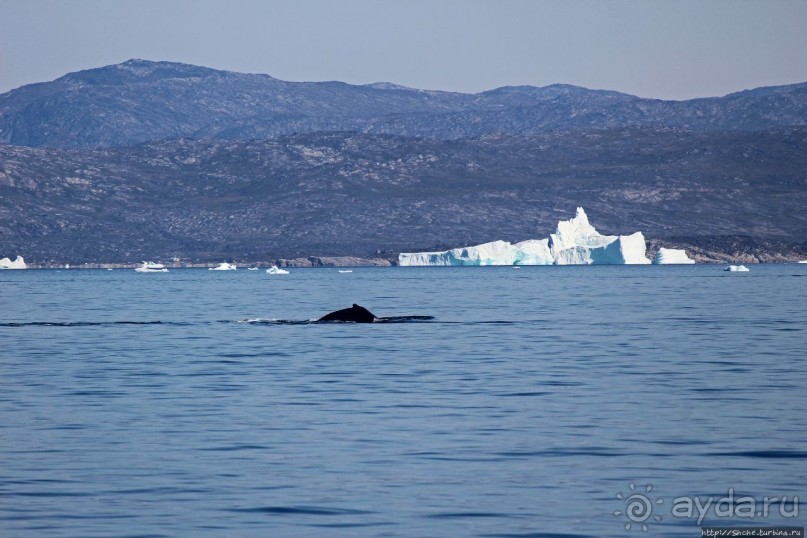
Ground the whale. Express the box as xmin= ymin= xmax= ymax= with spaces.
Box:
xmin=318 ymin=304 xmax=378 ymax=323
xmin=229 ymin=305 xmax=433 ymax=325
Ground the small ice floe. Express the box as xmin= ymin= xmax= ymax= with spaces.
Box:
xmin=266 ymin=266 xmax=289 ymax=275
xmin=338 ymin=269 xmax=353 ymax=273
xmin=724 ymin=265 xmax=750 ymax=272
xmin=799 ymin=260 xmax=807 ymax=264
xmin=511 ymin=266 xmax=522 ymax=269
xmin=209 ymin=262 xmax=237 ymax=271
xmin=135 ymin=261 xmax=168 ymax=273
xmin=0 ymin=255 xmax=27 ymax=269
xmin=247 ymin=267 xmax=259 ymax=271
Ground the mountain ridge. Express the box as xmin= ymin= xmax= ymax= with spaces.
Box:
xmin=2 ymin=60 xmax=806 ymax=149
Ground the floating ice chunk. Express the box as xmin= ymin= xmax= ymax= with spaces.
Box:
xmin=0 ymin=255 xmax=27 ymax=269
xmin=724 ymin=265 xmax=750 ymax=272
xmin=134 ymin=261 xmax=168 ymax=273
xmin=266 ymin=266 xmax=289 ymax=275
xmin=338 ymin=270 xmax=353 ymax=273
xmin=209 ymin=262 xmax=237 ymax=271
xmin=653 ymin=248 xmax=696 ymax=264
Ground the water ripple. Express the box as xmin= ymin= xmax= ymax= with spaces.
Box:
xmin=226 ymin=506 xmax=374 ymax=516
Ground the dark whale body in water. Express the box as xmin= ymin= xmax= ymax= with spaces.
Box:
xmin=227 ymin=305 xmax=433 ymax=325
xmin=318 ymin=304 xmax=377 ymax=323
xmin=316 ymin=304 xmax=434 ymax=323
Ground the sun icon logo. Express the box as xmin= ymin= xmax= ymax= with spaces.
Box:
xmin=613 ymin=483 xmax=664 ymax=531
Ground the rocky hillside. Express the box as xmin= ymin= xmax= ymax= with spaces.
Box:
xmin=1 ymin=60 xmax=806 ymax=149
xmin=1 ymin=60 xmax=805 ymax=264
xmin=2 ymin=128 xmax=805 ymax=264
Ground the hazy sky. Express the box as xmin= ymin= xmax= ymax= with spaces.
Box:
xmin=1 ymin=0 xmax=806 ymax=99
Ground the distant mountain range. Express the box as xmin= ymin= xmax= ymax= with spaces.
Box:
xmin=2 ymin=59 xmax=806 ymax=149
xmin=0 ymin=60 xmax=805 ymax=264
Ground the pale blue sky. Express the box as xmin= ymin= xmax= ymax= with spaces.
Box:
xmin=1 ymin=0 xmax=806 ymax=99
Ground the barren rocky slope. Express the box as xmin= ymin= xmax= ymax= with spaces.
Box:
xmin=2 ymin=129 xmax=805 ymax=264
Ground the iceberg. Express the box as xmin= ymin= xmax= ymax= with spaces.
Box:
xmin=653 ymin=248 xmax=696 ymax=265
xmin=724 ymin=265 xmax=750 ymax=272
xmin=399 ymin=208 xmax=651 ymax=266
xmin=209 ymin=262 xmax=237 ymax=271
xmin=399 ymin=240 xmax=529 ymax=266
xmin=266 ymin=266 xmax=289 ymax=275
xmin=135 ymin=261 xmax=168 ymax=273
xmin=0 ymin=255 xmax=27 ymax=269
xmin=396 ymin=238 xmax=556 ymax=266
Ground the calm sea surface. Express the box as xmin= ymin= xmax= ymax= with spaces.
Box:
xmin=1 ymin=265 xmax=805 ymax=537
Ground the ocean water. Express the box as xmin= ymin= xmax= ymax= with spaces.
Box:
xmin=1 ymin=265 xmax=805 ymax=537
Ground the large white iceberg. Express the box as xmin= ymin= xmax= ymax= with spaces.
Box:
xmin=0 ymin=255 xmax=27 ymax=269
xmin=399 ymin=208 xmax=651 ymax=266
xmin=653 ymin=248 xmax=696 ymax=264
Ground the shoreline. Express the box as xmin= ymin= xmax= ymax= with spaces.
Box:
xmin=7 ymin=239 xmax=807 ymax=270
xmin=14 ymin=256 xmax=807 ymax=270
